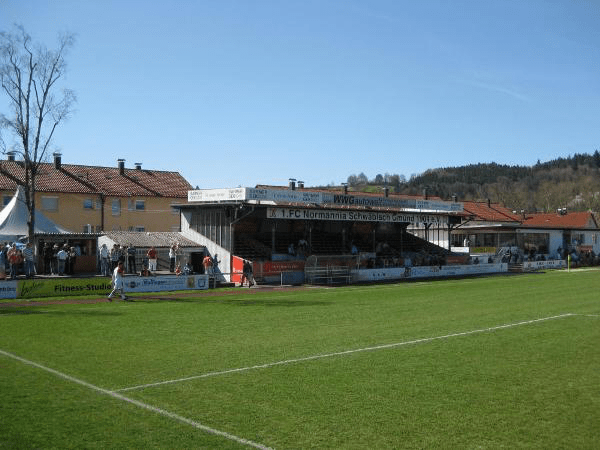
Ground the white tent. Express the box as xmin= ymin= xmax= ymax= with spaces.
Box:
xmin=0 ymin=186 xmax=70 ymax=242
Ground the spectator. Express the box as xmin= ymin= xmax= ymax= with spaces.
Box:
xmin=169 ymin=243 xmax=177 ymax=272
xmin=7 ymin=244 xmax=19 ymax=279
xmin=147 ymin=246 xmax=157 ymax=271
xmin=57 ymin=246 xmax=68 ymax=275
xmin=202 ymin=253 xmax=212 ymax=275
xmin=100 ymin=244 xmax=110 ymax=276
xmin=68 ymin=246 xmax=77 ymax=275
xmin=110 ymin=244 xmax=120 ymax=271
xmin=41 ymin=242 xmax=51 ymax=274
xmin=23 ymin=242 xmax=35 ymax=278
xmin=127 ymin=244 xmax=137 ymax=274
xmin=51 ymin=244 xmax=59 ymax=275
xmin=0 ymin=244 xmax=6 ymax=280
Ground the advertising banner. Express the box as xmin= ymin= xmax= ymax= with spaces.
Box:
xmin=187 ymin=187 xmax=463 ymax=212
xmin=523 ymin=260 xmax=566 ymax=271
xmin=0 ymin=281 xmax=18 ymax=299
xmin=124 ymin=274 xmax=209 ymax=293
xmin=17 ymin=275 xmax=210 ymax=299
xmin=18 ymin=278 xmax=113 ymax=299
xmin=352 ymin=264 xmax=508 ymax=283
xmin=267 ymin=207 xmax=447 ymax=225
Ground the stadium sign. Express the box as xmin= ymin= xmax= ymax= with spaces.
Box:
xmin=188 ymin=187 xmax=463 ymax=213
xmin=267 ymin=208 xmax=447 ymax=225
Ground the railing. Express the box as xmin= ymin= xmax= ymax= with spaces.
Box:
xmin=305 ymin=265 xmax=352 ymax=285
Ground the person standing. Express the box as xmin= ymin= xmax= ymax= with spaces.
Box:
xmin=202 ymin=253 xmax=212 ymax=275
xmin=110 ymin=244 xmax=120 ymax=271
xmin=100 ymin=244 xmax=110 ymax=276
xmin=51 ymin=244 xmax=59 ymax=275
xmin=147 ymin=246 xmax=157 ymax=271
xmin=42 ymin=243 xmax=52 ymax=274
xmin=0 ymin=245 xmax=6 ymax=280
xmin=107 ymin=261 xmax=127 ymax=301
xmin=240 ymin=259 xmax=255 ymax=287
xmin=127 ymin=244 xmax=137 ymax=274
xmin=56 ymin=246 xmax=68 ymax=275
xmin=67 ymin=246 xmax=77 ymax=275
xmin=7 ymin=244 xmax=19 ymax=279
xmin=169 ymin=243 xmax=177 ymax=272
xmin=23 ymin=242 xmax=35 ymax=279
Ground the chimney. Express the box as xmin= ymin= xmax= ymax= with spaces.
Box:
xmin=384 ymin=186 xmax=389 ymax=197
xmin=53 ymin=152 xmax=62 ymax=170
xmin=288 ymin=178 xmax=296 ymax=190
xmin=452 ymin=195 xmax=458 ymax=203
xmin=487 ymin=199 xmax=491 ymax=207
xmin=342 ymin=183 xmax=348 ymax=194
xmin=6 ymin=151 xmax=15 ymax=161
xmin=298 ymin=180 xmax=304 ymax=189
xmin=118 ymin=159 xmax=125 ymax=175
xmin=134 ymin=162 xmax=142 ymax=170
xmin=423 ymin=188 xmax=428 ymax=200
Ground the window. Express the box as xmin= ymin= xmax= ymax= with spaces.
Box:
xmin=41 ymin=196 xmax=59 ymax=212
xmin=112 ymin=199 xmax=121 ymax=216
xmin=127 ymin=199 xmax=145 ymax=211
xmin=518 ymin=233 xmax=549 ymax=254
xmin=83 ymin=198 xmax=94 ymax=209
xmin=134 ymin=226 xmax=145 ymax=232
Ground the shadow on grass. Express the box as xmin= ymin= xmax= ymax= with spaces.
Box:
xmin=0 ymin=308 xmax=123 ymax=316
xmin=128 ymin=296 xmax=330 ymax=307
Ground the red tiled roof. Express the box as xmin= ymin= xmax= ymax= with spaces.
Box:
xmin=522 ymin=211 xmax=598 ymax=229
xmin=0 ymin=160 xmax=192 ymax=198
xmin=461 ymin=201 xmax=522 ymax=222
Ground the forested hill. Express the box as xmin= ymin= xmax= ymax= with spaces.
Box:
xmin=343 ymin=152 xmax=600 ymax=213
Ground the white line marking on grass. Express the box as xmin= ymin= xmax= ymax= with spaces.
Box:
xmin=0 ymin=349 xmax=273 ymax=450
xmin=117 ymin=313 xmax=575 ymax=392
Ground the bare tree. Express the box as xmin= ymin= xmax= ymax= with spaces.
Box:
xmin=0 ymin=25 xmax=76 ymax=241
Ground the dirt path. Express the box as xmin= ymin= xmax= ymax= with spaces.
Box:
xmin=0 ymin=284 xmax=312 ymax=308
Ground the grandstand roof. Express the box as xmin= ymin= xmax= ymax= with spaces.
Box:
xmin=0 ymin=158 xmax=192 ymax=198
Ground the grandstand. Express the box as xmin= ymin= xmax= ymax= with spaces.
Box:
xmin=176 ymin=184 xmax=500 ymax=285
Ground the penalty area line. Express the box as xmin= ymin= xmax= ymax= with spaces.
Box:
xmin=0 ymin=348 xmax=273 ymax=450
xmin=117 ymin=313 xmax=575 ymax=393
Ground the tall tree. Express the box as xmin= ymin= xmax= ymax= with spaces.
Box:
xmin=0 ymin=25 xmax=76 ymax=241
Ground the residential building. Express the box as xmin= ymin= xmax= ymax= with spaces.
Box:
xmin=0 ymin=153 xmax=192 ymax=233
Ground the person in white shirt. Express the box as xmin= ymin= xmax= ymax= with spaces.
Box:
xmin=56 ymin=246 xmax=68 ymax=275
xmin=107 ymin=261 xmax=127 ymax=301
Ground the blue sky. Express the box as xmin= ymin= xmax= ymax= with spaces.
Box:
xmin=1 ymin=0 xmax=599 ymax=189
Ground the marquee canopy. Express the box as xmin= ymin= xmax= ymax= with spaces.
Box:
xmin=0 ymin=186 xmax=70 ymax=242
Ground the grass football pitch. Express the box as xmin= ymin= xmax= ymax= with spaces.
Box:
xmin=1 ymin=269 xmax=599 ymax=449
